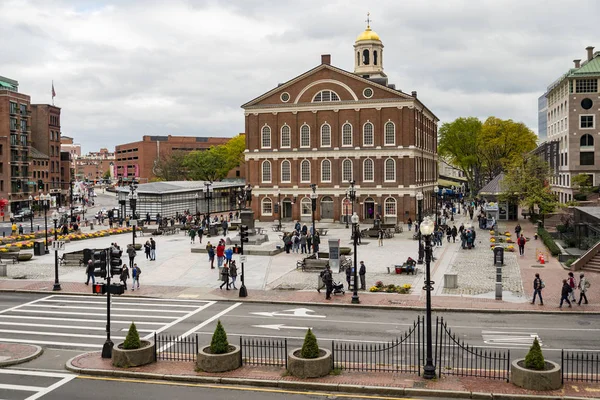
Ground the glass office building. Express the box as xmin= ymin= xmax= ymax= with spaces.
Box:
xmin=538 ymin=93 xmax=548 ymax=142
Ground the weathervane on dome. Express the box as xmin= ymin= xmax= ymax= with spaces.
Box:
xmin=365 ymin=12 xmax=371 ymax=29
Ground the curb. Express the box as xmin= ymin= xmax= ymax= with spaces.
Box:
xmin=0 ymin=344 xmax=43 ymax=367
xmin=3 ymin=288 xmax=600 ymax=315
xmin=65 ymin=354 xmax=591 ymax=400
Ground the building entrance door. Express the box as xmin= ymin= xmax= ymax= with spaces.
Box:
xmin=364 ymin=198 xmax=375 ymax=220
xmin=320 ymin=196 xmax=334 ymax=219
xmin=282 ymin=199 xmax=293 ymax=221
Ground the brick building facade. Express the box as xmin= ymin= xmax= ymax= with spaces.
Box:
xmin=30 ymin=104 xmax=62 ymax=199
xmin=242 ymin=24 xmax=438 ymax=224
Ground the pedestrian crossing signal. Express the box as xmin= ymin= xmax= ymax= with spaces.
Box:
xmin=92 ymin=283 xmax=106 ymax=294
xmin=92 ymin=250 xmax=107 ymax=278
xmin=240 ymin=225 xmax=249 ymax=244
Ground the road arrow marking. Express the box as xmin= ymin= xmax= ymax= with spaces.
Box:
xmin=482 ymin=331 xmax=541 ymax=346
xmin=253 ymin=324 xmax=312 ymax=331
xmin=251 ymin=308 xmax=326 ymax=318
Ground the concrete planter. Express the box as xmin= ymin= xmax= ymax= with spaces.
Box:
xmin=18 ymin=254 xmax=33 ymax=262
xmin=112 ymin=340 xmax=155 ymax=368
xmin=511 ymin=358 xmax=562 ymax=390
xmin=287 ymin=348 xmax=331 ymax=378
xmin=196 ymin=345 xmax=241 ymax=373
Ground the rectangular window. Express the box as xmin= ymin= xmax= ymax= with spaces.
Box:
xmin=580 ymin=152 xmax=594 ymax=166
xmin=9 ymin=102 xmax=17 ymax=114
xmin=580 ymin=115 xmax=594 ymax=129
xmin=575 ymin=79 xmax=598 ymax=94
xmin=10 ymin=118 xmax=17 ymax=131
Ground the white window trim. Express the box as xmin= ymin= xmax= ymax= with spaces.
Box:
xmin=320 ymin=123 xmax=332 ymax=148
xmin=363 ymin=158 xmax=374 ymax=182
xmin=280 ymin=125 xmax=291 ymax=148
xmin=363 ymin=87 xmax=374 ymax=99
xmin=300 ymin=124 xmax=311 ymax=148
xmin=261 ymin=160 xmax=272 ymax=183
xmin=342 ymin=159 xmax=353 ymax=182
xmin=280 ymin=160 xmax=291 ymax=183
xmin=311 ymin=89 xmax=341 ymax=103
xmin=363 ymin=122 xmax=374 ymax=147
xmin=300 ymin=198 xmax=312 ymax=216
xmin=280 ymin=92 xmax=290 ymax=103
xmin=261 ymin=198 xmax=273 ymax=216
xmin=384 ymin=121 xmax=396 ymax=146
xmin=321 ymin=159 xmax=332 ymax=183
xmin=580 ymin=114 xmax=595 ymax=130
xmin=261 ymin=125 xmax=271 ymax=149
xmin=384 ymin=158 xmax=396 ymax=182
xmin=384 ymin=197 xmax=397 ymax=217
xmin=300 ymin=159 xmax=311 ymax=183
xmin=341 ymin=122 xmax=353 ymax=147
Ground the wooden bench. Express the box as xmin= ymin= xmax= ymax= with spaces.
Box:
xmin=317 ymin=228 xmax=328 ymax=236
xmin=271 ymin=225 xmax=282 ymax=232
xmin=0 ymin=251 xmax=20 ymax=264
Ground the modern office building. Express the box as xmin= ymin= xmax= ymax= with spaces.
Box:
xmin=543 ymin=46 xmax=600 ymax=203
xmin=30 ymin=104 xmax=62 ymax=199
xmin=538 ymin=93 xmax=548 ymax=142
xmin=242 ymin=22 xmax=438 ymax=224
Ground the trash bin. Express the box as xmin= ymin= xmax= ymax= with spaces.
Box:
xmin=493 ymin=246 xmax=504 ymax=266
xmin=444 ymin=274 xmax=458 ymax=289
xmin=33 ymin=241 xmax=44 ymax=256
xmin=209 ymin=226 xmax=218 ymax=236
xmin=89 ymin=223 xmax=94 ymax=231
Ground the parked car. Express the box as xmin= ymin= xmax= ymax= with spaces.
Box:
xmin=14 ymin=208 xmax=33 ymax=221
xmin=72 ymin=206 xmax=85 ymax=215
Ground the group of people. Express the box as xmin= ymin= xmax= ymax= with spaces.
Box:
xmin=318 ymin=261 xmax=367 ymax=300
xmin=532 ymin=271 xmax=590 ymax=308
xmin=281 ymin=222 xmax=321 ymax=254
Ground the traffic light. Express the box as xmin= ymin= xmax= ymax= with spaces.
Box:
xmin=92 ymin=283 xmax=106 ymax=294
xmin=109 ymin=247 xmax=123 ymax=277
xmin=240 ymin=225 xmax=249 ymax=244
xmin=92 ymin=250 xmax=107 ymax=278
xmin=38 ymin=179 xmax=44 ymax=190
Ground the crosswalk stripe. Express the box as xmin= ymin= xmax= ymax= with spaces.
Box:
xmin=0 ymin=369 xmax=72 ymax=378
xmin=0 ymin=295 xmax=51 ymax=315
xmin=41 ymin=299 xmax=202 ymax=308
xmin=0 ymin=337 xmax=102 ymax=348
xmin=26 ymin=374 xmax=77 ymax=400
xmin=143 ymin=300 xmax=216 ymax=339
xmin=46 ymin=294 xmax=210 ymax=303
xmin=14 ymin=310 xmax=174 ymax=319
xmin=0 ymin=315 xmax=164 ymax=325
xmin=0 ymin=383 xmax=44 ymax=391
xmin=0 ymin=328 xmax=125 ymax=340
xmin=27 ymin=304 xmax=189 ymax=313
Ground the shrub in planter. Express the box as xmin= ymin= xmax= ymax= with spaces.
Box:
xmin=123 ymin=322 xmax=141 ymax=350
xmin=288 ymin=328 xmax=331 ymax=378
xmin=196 ymin=320 xmax=241 ymax=372
xmin=524 ymin=337 xmax=544 ymax=370
xmin=300 ymin=328 xmax=319 ymax=359
xmin=112 ymin=322 xmax=155 ymax=367
xmin=511 ymin=337 xmax=561 ymax=390
xmin=210 ymin=320 xmax=229 ymax=354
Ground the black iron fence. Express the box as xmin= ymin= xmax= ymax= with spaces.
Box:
xmin=154 ymin=333 xmax=198 ymax=362
xmin=332 ymin=316 xmax=423 ymax=374
xmin=240 ymin=337 xmax=287 ymax=368
xmin=436 ymin=317 xmax=510 ymax=382
xmin=562 ymin=350 xmax=600 ymax=383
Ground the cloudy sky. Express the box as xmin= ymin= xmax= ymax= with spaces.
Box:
xmin=1 ymin=0 xmax=598 ymax=153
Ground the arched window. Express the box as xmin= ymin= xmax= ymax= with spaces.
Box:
xmin=281 ymin=160 xmax=291 ymax=183
xmin=384 ymin=197 xmax=397 ymax=217
xmin=373 ymin=50 xmax=378 ymax=66
xmin=312 ymin=90 xmax=340 ymax=102
xmin=384 ymin=122 xmax=395 ymax=145
xmin=261 ymin=125 xmax=271 ymax=148
xmin=385 ymin=158 xmax=396 ymax=182
xmin=281 ymin=125 xmax=291 ymax=148
xmin=300 ymin=160 xmax=311 ymax=182
xmin=363 ymin=122 xmax=374 ymax=146
xmin=262 ymin=160 xmax=272 ymax=183
xmin=342 ymin=159 xmax=353 ymax=182
xmin=581 ymin=134 xmax=594 ymax=146
xmin=357 ymin=51 xmax=360 ymax=66
xmin=261 ymin=198 xmax=273 ymax=215
xmin=342 ymin=123 xmax=352 ymax=146
xmin=363 ymin=158 xmax=374 ymax=181
xmin=580 ymin=134 xmax=595 ymax=166
xmin=300 ymin=124 xmax=310 ymax=148
xmin=362 ymin=49 xmax=370 ymax=65
xmin=321 ymin=159 xmax=331 ymax=182
xmin=301 ymin=198 xmax=312 ymax=216
xmin=320 ymin=123 xmax=331 ymax=147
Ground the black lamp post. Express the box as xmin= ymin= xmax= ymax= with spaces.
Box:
xmin=419 ymin=216 xmax=436 ymax=379
xmin=28 ymin=195 xmax=33 ymax=233
xmin=277 ymin=190 xmax=282 ymax=231
xmin=345 ymin=191 xmax=350 ymax=229
xmin=416 ymin=191 xmax=424 ymax=265
xmin=347 ymin=180 xmax=356 ymax=228
xmin=128 ymin=182 xmax=138 ymax=248
xmin=433 ymin=185 xmax=439 ymax=225
xmin=310 ymin=184 xmax=317 ymax=239
xmin=42 ymin=194 xmax=50 ymax=254
xmin=52 ymin=210 xmax=61 ymax=291
xmin=195 ymin=193 xmax=199 ymax=215
xmin=204 ymin=182 xmax=213 ymax=236
xmin=351 ymin=212 xmax=360 ymax=304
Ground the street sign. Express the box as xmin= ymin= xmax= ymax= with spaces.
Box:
xmin=239 ymin=255 xmax=247 ymax=263
xmin=52 ymin=241 xmax=66 ymax=251
xmin=131 ymin=220 xmax=138 ymax=226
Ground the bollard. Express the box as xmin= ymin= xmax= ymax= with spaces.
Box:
xmin=495 ymin=265 xmax=502 ymax=300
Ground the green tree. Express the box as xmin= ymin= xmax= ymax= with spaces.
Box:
xmin=152 ymin=150 xmax=188 ymax=181
xmin=210 ymin=320 xmax=230 ymax=354
xmin=572 ymin=173 xmax=593 ymax=194
xmin=524 ymin=337 xmax=545 ymax=370
xmin=123 ymin=322 xmax=141 ymax=350
xmin=300 ymin=328 xmax=320 ymax=359
xmin=102 ymin=169 xmax=111 ymax=180
xmin=184 ymin=134 xmax=245 ymax=182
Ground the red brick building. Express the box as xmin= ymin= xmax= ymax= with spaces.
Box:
xmin=242 ymin=24 xmax=438 ymax=224
xmin=114 ymin=135 xmax=230 ymax=182
xmin=30 ymin=104 xmax=62 ymax=200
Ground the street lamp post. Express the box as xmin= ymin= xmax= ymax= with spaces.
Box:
xmin=128 ymin=183 xmax=138 ymax=248
xmin=52 ymin=210 xmax=61 ymax=291
xmin=42 ymin=194 xmax=50 ymax=254
xmin=416 ymin=191 xmax=424 ymax=265
xmin=351 ymin=212 xmax=360 ymax=304
xmin=347 ymin=180 xmax=356 ymax=228
xmin=28 ymin=195 xmax=33 ymax=233
xmin=310 ymin=184 xmax=317 ymax=240
xmin=277 ymin=190 xmax=282 ymax=231
xmin=204 ymin=182 xmax=213 ymax=236
xmin=345 ymin=191 xmax=350 ymax=229
xmin=420 ymin=216 xmax=436 ymax=379
xmin=434 ymin=185 xmax=439 ymax=225
xmin=195 ymin=193 xmax=199 ymax=215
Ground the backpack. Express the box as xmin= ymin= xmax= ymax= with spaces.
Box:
xmin=568 ymin=277 xmax=575 ymax=288
xmin=136 ymin=266 xmax=142 ymax=275
xmin=585 ymin=280 xmax=591 ymax=289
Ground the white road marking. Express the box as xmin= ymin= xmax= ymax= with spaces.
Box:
xmin=0 ymin=383 xmax=44 ymax=391
xmin=15 ymin=310 xmax=174 ymax=319
xmin=0 ymin=328 xmax=125 ymax=340
xmin=49 ymin=294 xmax=210 ymax=303
xmin=41 ymin=299 xmax=203 ymax=308
xmin=482 ymin=330 xmax=542 ymax=346
xmin=143 ymin=300 xmax=216 ymax=340
xmin=253 ymin=324 xmax=312 ymax=331
xmin=0 ymin=321 xmax=108 ymax=331
xmin=0 ymin=295 xmax=52 ymax=315
xmin=0 ymin=368 xmax=76 ymax=400
xmin=0 ymin=315 xmax=164 ymax=325
xmin=26 ymin=374 xmax=76 ymax=400
xmin=0 ymin=369 xmax=73 ymax=378
xmin=251 ymin=307 xmax=326 ymax=318
xmin=0 ymin=338 xmax=102 ymax=348
xmin=27 ymin=304 xmax=189 ymax=313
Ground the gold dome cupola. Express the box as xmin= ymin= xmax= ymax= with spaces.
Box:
xmin=354 ymin=13 xmax=385 ymax=79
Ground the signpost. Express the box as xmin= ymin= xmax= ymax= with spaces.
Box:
xmin=52 ymin=241 xmax=66 ymax=252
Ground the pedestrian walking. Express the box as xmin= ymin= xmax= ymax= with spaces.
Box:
xmin=224 ymin=246 xmax=233 ymax=267
xmin=216 ymin=240 xmax=225 ymax=268
xmin=446 ymin=226 xmax=452 ymax=243
xmin=345 ymin=264 xmax=352 ymax=290
xmin=560 ymin=279 xmax=573 ymax=308
xmin=220 ymin=264 xmax=230 ymax=290
xmin=578 ymin=273 xmax=590 ymax=305
xmin=131 ymin=263 xmax=141 ymax=291
xmin=322 ymin=265 xmax=333 ymax=300
xmin=189 ymin=227 xmax=196 ymax=243
xmin=313 ymin=232 xmax=321 ymax=254
xmin=515 ymin=223 xmax=522 ymax=237
xmin=144 ymin=240 xmax=151 ymax=259
xmin=317 ymin=267 xmax=326 ymax=293
xmin=407 ymin=218 xmax=412 ymax=231
xmin=221 ymin=220 xmax=228 ymax=236
xmin=126 ymin=244 xmax=136 ymax=268
xmin=568 ymin=272 xmax=577 ymax=302
xmin=378 ymin=229 xmax=384 ymax=247
xmin=85 ymin=260 xmax=95 ymax=285
xmin=120 ymin=264 xmax=129 ymax=290
xmin=531 ymin=273 xmax=544 ymax=305
xmin=517 ymin=234 xmax=526 ymax=256
xmin=451 ymin=225 xmax=457 ymax=243
xmin=300 ymin=233 xmax=307 ymax=254
xmin=229 ymin=261 xmax=238 ymax=289
xmin=197 ymin=226 xmax=204 ymax=244
xmin=359 ymin=261 xmax=366 ymax=290
xmin=149 ymin=238 xmax=156 ymax=260
xmin=206 ymin=242 xmax=215 ymax=269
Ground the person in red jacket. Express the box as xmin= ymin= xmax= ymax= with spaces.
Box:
xmin=517 ymin=234 xmax=526 ymax=256
xmin=216 ymin=240 xmax=226 ymax=268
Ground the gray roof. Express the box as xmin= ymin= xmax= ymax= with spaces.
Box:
xmin=574 ymin=207 xmax=600 ymax=221
xmin=478 ymin=173 xmax=505 ymax=196
xmin=29 ymin=147 xmax=49 ymax=159
xmin=116 ymin=180 xmax=244 ymax=195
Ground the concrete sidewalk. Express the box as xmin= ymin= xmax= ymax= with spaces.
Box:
xmin=66 ymin=350 xmax=600 ymax=399
xmin=0 ymin=342 xmax=43 ymax=367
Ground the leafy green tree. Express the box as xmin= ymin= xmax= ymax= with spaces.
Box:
xmin=210 ymin=320 xmax=230 ymax=354
xmin=102 ymin=169 xmax=111 ymax=180
xmin=185 ymin=134 xmax=245 ymax=182
xmin=123 ymin=322 xmax=141 ymax=350
xmin=572 ymin=173 xmax=593 ymax=194
xmin=300 ymin=328 xmax=320 ymax=359
xmin=524 ymin=337 xmax=545 ymax=370
xmin=152 ymin=150 xmax=188 ymax=181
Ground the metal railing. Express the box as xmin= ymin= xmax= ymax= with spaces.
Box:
xmin=562 ymin=350 xmax=600 ymax=383
xmin=154 ymin=333 xmax=198 ymax=362
xmin=332 ymin=316 xmax=423 ymax=374
xmin=240 ymin=337 xmax=287 ymax=368
xmin=436 ymin=317 xmax=510 ymax=381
